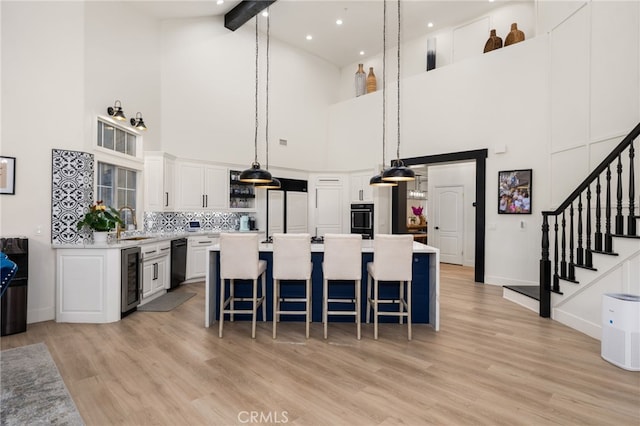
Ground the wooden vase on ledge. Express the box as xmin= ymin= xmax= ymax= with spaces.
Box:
xmin=504 ymin=23 xmax=525 ymax=47
xmin=483 ymin=29 xmax=503 ymax=53
xmin=366 ymin=67 xmax=377 ymax=93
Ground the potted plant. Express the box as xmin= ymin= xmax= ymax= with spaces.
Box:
xmin=76 ymin=201 xmax=123 ymax=243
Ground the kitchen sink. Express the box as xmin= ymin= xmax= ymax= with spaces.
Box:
xmin=121 ymin=236 xmax=152 ymax=241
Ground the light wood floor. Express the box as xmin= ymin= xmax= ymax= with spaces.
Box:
xmin=2 ymin=264 xmax=639 ymax=425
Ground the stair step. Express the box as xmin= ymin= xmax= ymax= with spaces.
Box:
xmin=591 ymin=250 xmax=619 ymax=256
xmin=559 ymin=276 xmax=580 ymax=284
xmin=551 ymin=288 xmax=564 ymax=295
xmin=612 ymin=234 xmax=640 ymax=239
xmin=503 ymin=285 xmax=539 ymax=301
xmin=575 ymin=264 xmax=597 ymax=271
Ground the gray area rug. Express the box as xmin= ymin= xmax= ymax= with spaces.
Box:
xmin=137 ymin=292 xmax=195 ymax=312
xmin=1 ymin=342 xmax=84 ymax=425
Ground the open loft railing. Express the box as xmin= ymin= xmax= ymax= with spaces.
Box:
xmin=539 ymin=122 xmax=640 ymax=318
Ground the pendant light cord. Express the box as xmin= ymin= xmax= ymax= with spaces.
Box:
xmin=396 ymin=0 xmax=401 ymax=163
xmin=382 ymin=0 xmax=387 ymax=170
xmin=254 ymin=17 xmax=260 ymax=165
xmin=265 ymin=10 xmax=270 ymax=170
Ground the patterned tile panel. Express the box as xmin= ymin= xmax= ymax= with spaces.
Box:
xmin=51 ymin=149 xmax=94 ymax=244
xmin=143 ymin=211 xmax=241 ymax=233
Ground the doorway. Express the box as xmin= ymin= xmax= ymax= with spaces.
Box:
xmin=391 ymin=149 xmax=487 ymax=283
xmin=433 ymin=185 xmax=464 ymax=265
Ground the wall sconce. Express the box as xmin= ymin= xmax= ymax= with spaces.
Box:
xmin=130 ymin=112 xmax=147 ymax=131
xmin=107 ymin=100 xmax=126 ymax=121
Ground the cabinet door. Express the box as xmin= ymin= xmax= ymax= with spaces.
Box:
xmin=350 ymin=173 xmax=373 ymax=202
xmin=144 ymin=157 xmax=165 ymax=211
xmin=155 ymin=256 xmax=169 ymax=291
xmin=164 ymin=159 xmax=175 ymax=210
xmin=186 ymin=236 xmax=217 ymax=280
xmin=286 ymin=192 xmax=308 ymax=233
xmin=142 ymin=261 xmax=155 ymax=299
xmin=315 ymin=186 xmax=342 ymax=236
xmin=177 ymin=163 xmax=206 ymax=210
xmin=204 ymin=166 xmax=228 ymax=209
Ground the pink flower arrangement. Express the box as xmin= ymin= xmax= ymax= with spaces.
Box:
xmin=411 ymin=205 xmax=423 ymax=216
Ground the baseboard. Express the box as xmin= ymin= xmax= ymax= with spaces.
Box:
xmin=503 ymin=288 xmax=539 ymax=314
xmin=28 ymin=307 xmax=55 ymax=324
xmin=486 ymin=275 xmax=538 ymax=287
xmin=552 ymin=308 xmax=601 ymax=340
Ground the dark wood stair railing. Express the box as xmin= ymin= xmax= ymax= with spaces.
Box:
xmin=540 ymin=122 xmax=640 ymax=318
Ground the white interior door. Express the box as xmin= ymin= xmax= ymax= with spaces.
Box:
xmin=286 ymin=192 xmax=308 ymax=233
xmin=433 ymin=186 xmax=464 ymax=265
xmin=268 ymin=191 xmax=284 ymax=235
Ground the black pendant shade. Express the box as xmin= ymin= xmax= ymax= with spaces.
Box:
xmin=255 ymin=177 xmax=281 ymax=189
xmin=239 ymin=162 xmax=272 ymax=183
xmin=370 ymin=172 xmax=397 ymax=186
xmin=382 ymin=159 xmax=415 ymax=182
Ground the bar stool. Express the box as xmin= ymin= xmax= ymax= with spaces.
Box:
xmin=219 ymin=233 xmax=267 ymax=339
xmin=366 ymin=234 xmax=414 ymax=340
xmin=322 ymin=233 xmax=362 ymax=339
xmin=272 ymin=233 xmax=312 ymax=339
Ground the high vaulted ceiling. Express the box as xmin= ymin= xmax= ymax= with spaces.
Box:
xmin=130 ymin=0 xmax=525 ymax=68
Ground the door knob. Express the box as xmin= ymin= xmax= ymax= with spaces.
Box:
xmin=435 ymin=226 xmax=439 ymax=230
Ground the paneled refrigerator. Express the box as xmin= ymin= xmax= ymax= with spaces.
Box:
xmin=266 ymin=178 xmax=308 ymax=236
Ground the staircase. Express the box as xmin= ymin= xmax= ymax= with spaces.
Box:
xmin=504 ymin=122 xmax=640 ymax=339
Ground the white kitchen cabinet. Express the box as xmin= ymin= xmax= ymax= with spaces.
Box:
xmin=313 ymin=176 xmax=344 ymax=236
xmin=350 ymin=172 xmax=373 ymax=202
xmin=140 ymin=241 xmax=171 ymax=302
xmin=144 ymin=153 xmax=176 ymax=211
xmin=176 ymin=161 xmax=227 ymax=210
xmin=187 ymin=235 xmax=219 ymax=280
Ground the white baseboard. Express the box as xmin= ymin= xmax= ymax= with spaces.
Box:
xmin=486 ymin=275 xmax=538 ymax=287
xmin=28 ymin=307 xmax=55 ymax=324
xmin=503 ymin=288 xmax=539 ymax=314
xmin=552 ymin=308 xmax=601 ymax=340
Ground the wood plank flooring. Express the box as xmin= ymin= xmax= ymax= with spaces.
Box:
xmin=2 ymin=264 xmax=639 ymax=425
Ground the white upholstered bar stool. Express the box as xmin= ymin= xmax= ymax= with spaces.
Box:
xmin=219 ymin=233 xmax=267 ymax=339
xmin=322 ymin=233 xmax=363 ymax=340
xmin=366 ymin=234 xmax=414 ymax=340
xmin=272 ymin=233 xmax=312 ymax=339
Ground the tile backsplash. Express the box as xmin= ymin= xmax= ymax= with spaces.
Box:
xmin=144 ymin=211 xmax=242 ymax=233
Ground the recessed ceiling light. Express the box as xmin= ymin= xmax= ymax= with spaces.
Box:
xmin=262 ymin=11 xmax=269 ymax=17
xmin=336 ymin=19 xmax=343 ymax=25
xmin=360 ymin=51 xmax=365 ymax=56
xmin=216 ymin=0 xmax=224 ymax=5
xmin=306 ymin=35 xmax=313 ymax=41
xmin=427 ymin=22 xmax=434 ymax=28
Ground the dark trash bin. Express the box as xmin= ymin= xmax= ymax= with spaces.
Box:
xmin=1 ymin=237 xmax=28 ymax=336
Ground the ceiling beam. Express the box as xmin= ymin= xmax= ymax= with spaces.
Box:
xmin=224 ymin=0 xmax=277 ymax=31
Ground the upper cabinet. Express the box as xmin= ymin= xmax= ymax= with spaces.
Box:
xmin=176 ymin=161 xmax=227 ymax=210
xmin=350 ymin=171 xmax=373 ymax=202
xmin=144 ymin=153 xmax=176 ymax=212
xmin=229 ymin=170 xmax=256 ymax=211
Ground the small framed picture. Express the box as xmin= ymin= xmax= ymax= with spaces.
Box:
xmin=498 ymin=169 xmax=531 ymax=214
xmin=0 ymin=156 xmax=16 ymax=195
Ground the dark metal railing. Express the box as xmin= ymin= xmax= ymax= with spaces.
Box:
xmin=539 ymin=122 xmax=640 ymax=317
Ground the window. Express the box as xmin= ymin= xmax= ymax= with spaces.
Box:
xmin=97 ymin=120 xmax=137 ymax=156
xmin=96 ymin=163 xmax=137 ymax=211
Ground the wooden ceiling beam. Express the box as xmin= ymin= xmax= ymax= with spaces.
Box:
xmin=224 ymin=0 xmax=277 ymax=31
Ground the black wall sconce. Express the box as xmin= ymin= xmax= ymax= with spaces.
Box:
xmin=107 ymin=100 xmax=126 ymax=121
xmin=130 ymin=112 xmax=147 ymax=131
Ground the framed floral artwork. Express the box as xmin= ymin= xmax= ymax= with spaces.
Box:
xmin=0 ymin=156 xmax=16 ymax=195
xmin=498 ymin=169 xmax=531 ymax=214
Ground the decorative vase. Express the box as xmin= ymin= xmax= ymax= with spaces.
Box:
xmin=504 ymin=23 xmax=525 ymax=47
xmin=355 ymin=63 xmax=366 ymax=97
xmin=366 ymin=67 xmax=377 ymax=93
xmin=419 ymin=215 xmax=426 ymax=226
xmin=93 ymin=231 xmax=108 ymax=244
xmin=426 ymin=37 xmax=436 ymax=71
xmin=483 ymin=29 xmax=503 ymax=53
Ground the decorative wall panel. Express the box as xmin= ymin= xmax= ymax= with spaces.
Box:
xmin=51 ymin=149 xmax=94 ymax=244
xmin=144 ymin=211 xmax=241 ymax=233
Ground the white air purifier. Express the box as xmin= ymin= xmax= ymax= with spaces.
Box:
xmin=601 ymin=293 xmax=640 ymax=371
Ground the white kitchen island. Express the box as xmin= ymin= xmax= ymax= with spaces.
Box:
xmin=205 ymin=239 xmax=440 ymax=331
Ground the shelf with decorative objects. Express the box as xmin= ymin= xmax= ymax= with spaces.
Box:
xmin=229 ymin=170 xmax=256 ymax=209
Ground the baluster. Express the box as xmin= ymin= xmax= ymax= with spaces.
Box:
xmin=628 ymin=141 xmax=636 ymax=236
xmin=594 ymin=175 xmax=602 ymax=251
xmin=615 ymin=154 xmax=624 ymax=235
xmin=568 ymin=203 xmax=576 ymax=281
xmin=576 ymin=194 xmax=584 ymax=266
xmin=560 ymin=210 xmax=567 ymax=278
xmin=540 ymin=214 xmax=552 ymax=317
xmin=585 ymin=185 xmax=592 ymax=267
xmin=605 ymin=165 xmax=613 ymax=252
xmin=553 ymin=216 xmax=559 ymax=290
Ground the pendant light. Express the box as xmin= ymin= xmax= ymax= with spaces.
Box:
xmin=370 ymin=0 xmax=397 ymax=187
xmin=382 ymin=0 xmax=415 ymax=182
xmin=240 ymin=16 xmax=272 ymax=184
xmin=255 ymin=10 xmax=281 ymax=190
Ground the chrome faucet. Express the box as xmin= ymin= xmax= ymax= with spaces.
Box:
xmin=117 ymin=206 xmax=137 ymax=239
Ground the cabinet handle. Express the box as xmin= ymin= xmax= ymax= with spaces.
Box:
xmin=160 ymin=247 xmax=170 ymax=252
xmin=165 ymin=192 xmax=169 ymax=207
xmin=153 ymin=263 xmax=158 ymax=280
xmin=198 ymin=240 xmax=212 ymax=245
xmin=202 ymin=195 xmax=206 ymax=208
xmin=205 ymin=194 xmax=208 ymax=208
xmin=144 ymin=249 xmax=157 ymax=255
xmin=315 ymin=189 xmax=318 ymax=208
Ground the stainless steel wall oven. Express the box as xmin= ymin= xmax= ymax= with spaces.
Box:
xmin=350 ymin=203 xmax=374 ymax=239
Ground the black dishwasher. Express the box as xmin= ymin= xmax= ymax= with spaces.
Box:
xmin=170 ymin=238 xmax=187 ymax=290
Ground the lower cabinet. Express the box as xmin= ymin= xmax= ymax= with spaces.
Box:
xmin=187 ymin=235 xmax=219 ymax=280
xmin=140 ymin=241 xmax=171 ymax=302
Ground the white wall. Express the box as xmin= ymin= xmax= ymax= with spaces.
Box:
xmin=428 ymin=163 xmax=476 ymax=268
xmin=160 ymin=17 xmax=340 ymax=171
